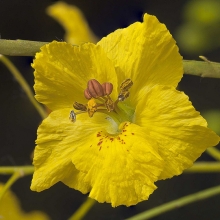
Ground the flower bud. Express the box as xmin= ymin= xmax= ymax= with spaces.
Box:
xmin=87 ymin=79 xmax=104 ymax=98
xmin=102 ymin=82 xmax=113 ymax=96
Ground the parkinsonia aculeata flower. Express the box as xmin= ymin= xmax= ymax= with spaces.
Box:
xmin=30 ymin=14 xmax=219 ymax=207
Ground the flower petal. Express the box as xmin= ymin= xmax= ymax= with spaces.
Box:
xmin=31 ymin=108 xmax=112 ymax=192
xmin=98 ymin=13 xmax=183 ymax=96
xmin=47 ymin=2 xmax=97 ymax=44
xmin=135 ymin=85 xmax=220 ymax=179
xmin=31 ymin=107 xmax=164 ymax=206
xmin=71 ymin=122 xmax=164 ymax=207
xmin=33 ymin=41 xmax=118 ymax=110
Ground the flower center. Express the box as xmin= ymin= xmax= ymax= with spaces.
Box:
xmin=69 ymin=79 xmax=135 ymax=124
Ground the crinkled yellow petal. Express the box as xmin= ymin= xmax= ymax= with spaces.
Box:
xmin=71 ymin=122 xmax=164 ymax=207
xmin=98 ymin=13 xmax=183 ymax=101
xmin=47 ymin=2 xmax=97 ymax=44
xmin=31 ymin=108 xmax=164 ymax=206
xmin=32 ymin=41 xmax=118 ymax=110
xmin=62 ymin=166 xmax=91 ymax=194
xmin=0 ymin=183 xmax=50 ymax=220
xmin=31 ymin=108 xmax=112 ymax=192
xmin=135 ymin=85 xmax=220 ymax=179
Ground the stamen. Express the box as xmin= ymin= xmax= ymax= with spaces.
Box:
xmin=69 ymin=110 xmax=88 ymax=123
xmin=102 ymin=82 xmax=113 ymax=96
xmin=120 ymin=79 xmax=133 ymax=91
xmin=70 ymin=78 xmax=133 ymax=123
xmin=118 ymin=90 xmax=130 ymax=101
xmin=84 ymin=88 xmax=92 ymax=100
xmin=87 ymin=98 xmax=98 ymax=117
xmin=87 ymin=79 xmax=104 ymax=98
xmin=105 ymin=96 xmax=114 ymax=112
xmin=69 ymin=110 xmax=76 ymax=122
xmin=97 ymin=96 xmax=108 ymax=102
xmin=115 ymin=79 xmax=133 ymax=103
xmin=73 ymin=101 xmax=87 ymax=111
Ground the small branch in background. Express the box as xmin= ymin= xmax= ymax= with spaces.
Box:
xmin=0 ymin=55 xmax=47 ymax=119
xmin=0 ymin=166 xmax=34 ymax=175
xmin=206 ymin=147 xmax=220 ymax=161
xmin=184 ymin=162 xmax=220 ymax=173
xmin=0 ymin=166 xmax=34 ymax=201
xmin=0 ymin=166 xmax=34 ymax=200
xmin=0 ymin=172 xmax=21 ymax=201
xmin=0 ymin=39 xmax=48 ymax=56
xmin=0 ymin=39 xmax=220 ymax=78
xmin=183 ymin=59 xmax=220 ymax=78
xmin=68 ymin=197 xmax=96 ymax=220
xmin=126 ymin=184 xmax=220 ymax=220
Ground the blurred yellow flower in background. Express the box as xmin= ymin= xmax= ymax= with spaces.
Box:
xmin=47 ymin=1 xmax=97 ymax=44
xmin=30 ymin=10 xmax=219 ymax=207
xmin=0 ymin=183 xmax=50 ymax=220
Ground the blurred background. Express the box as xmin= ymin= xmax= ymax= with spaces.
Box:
xmin=0 ymin=0 xmax=220 ymax=219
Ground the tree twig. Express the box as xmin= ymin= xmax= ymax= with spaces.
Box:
xmin=126 ymin=184 xmax=220 ymax=220
xmin=0 ymin=39 xmax=220 ymax=78
xmin=184 ymin=162 xmax=220 ymax=173
xmin=0 ymin=55 xmax=47 ymax=119
xmin=0 ymin=166 xmax=34 ymax=175
xmin=183 ymin=59 xmax=220 ymax=78
xmin=0 ymin=39 xmax=47 ymax=56
xmin=68 ymin=198 xmax=96 ymax=220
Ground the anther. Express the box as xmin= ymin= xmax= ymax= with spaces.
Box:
xmin=87 ymin=98 xmax=98 ymax=117
xmin=120 ymin=79 xmax=133 ymax=91
xmin=73 ymin=101 xmax=87 ymax=111
xmin=73 ymin=102 xmax=87 ymax=111
xmin=87 ymin=79 xmax=104 ymax=98
xmin=69 ymin=110 xmax=76 ymax=122
xmin=84 ymin=88 xmax=92 ymax=100
xmin=117 ymin=79 xmax=133 ymax=102
xmin=118 ymin=90 xmax=130 ymax=101
xmin=102 ymin=82 xmax=113 ymax=96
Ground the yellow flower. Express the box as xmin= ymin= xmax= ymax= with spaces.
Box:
xmin=47 ymin=1 xmax=97 ymax=44
xmin=0 ymin=183 xmax=50 ymax=220
xmin=31 ymin=14 xmax=219 ymax=207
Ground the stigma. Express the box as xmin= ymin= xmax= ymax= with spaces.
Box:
xmin=69 ymin=79 xmax=133 ymax=122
